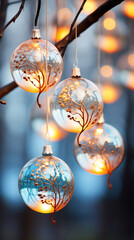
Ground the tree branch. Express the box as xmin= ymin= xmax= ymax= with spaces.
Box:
xmin=0 ymin=0 xmax=125 ymax=103
xmin=61 ymin=0 xmax=87 ymax=57
xmin=55 ymin=0 xmax=125 ymax=52
xmin=0 ymin=0 xmax=26 ymax=39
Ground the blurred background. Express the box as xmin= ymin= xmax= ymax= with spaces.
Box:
xmin=0 ymin=0 xmax=134 ymax=239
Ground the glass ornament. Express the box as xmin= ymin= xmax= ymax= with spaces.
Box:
xmin=50 ymin=68 xmax=103 ymax=146
xmin=117 ymin=51 xmax=134 ymax=90
xmin=10 ymin=28 xmax=63 ymax=106
xmin=74 ymin=122 xmax=125 ymax=189
xmin=31 ymin=94 xmax=68 ymax=141
xmin=18 ymin=145 xmax=74 ymax=224
xmin=94 ymin=11 xmax=128 ymax=53
xmin=92 ymin=64 xmax=122 ymax=103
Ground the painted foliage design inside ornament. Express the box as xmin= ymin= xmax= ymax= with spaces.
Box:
xmin=18 ymin=145 xmax=74 ymax=224
xmin=10 ymin=28 xmax=63 ymax=106
xmin=74 ymin=122 xmax=125 ymax=189
xmin=50 ymin=68 xmax=103 ymax=146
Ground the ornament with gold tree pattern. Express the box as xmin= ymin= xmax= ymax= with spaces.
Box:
xmin=74 ymin=115 xmax=125 ymax=189
xmin=50 ymin=67 xmax=103 ymax=146
xmin=10 ymin=28 xmax=63 ymax=107
xmin=18 ymin=145 xmax=74 ymax=224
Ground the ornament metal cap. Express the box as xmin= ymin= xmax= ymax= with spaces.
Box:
xmin=42 ymin=145 xmax=53 ymax=156
xmin=71 ymin=67 xmax=81 ymax=78
xmin=98 ymin=113 xmax=105 ymax=124
xmin=31 ymin=27 xmax=41 ymax=39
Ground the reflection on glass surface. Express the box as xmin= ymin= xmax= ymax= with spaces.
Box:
xmin=74 ymin=123 xmax=125 ymax=188
xmin=18 ymin=155 xmax=74 ymax=215
xmin=10 ymin=39 xmax=63 ymax=93
xmin=50 ymin=77 xmax=103 ymax=138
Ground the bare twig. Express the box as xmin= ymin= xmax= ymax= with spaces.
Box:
xmin=0 ymin=82 xmax=18 ymax=99
xmin=0 ymin=100 xmax=6 ymax=105
xmin=56 ymin=0 xmax=125 ymax=54
xmin=0 ymin=0 xmax=125 ymax=100
xmin=61 ymin=0 xmax=87 ymax=57
xmin=0 ymin=0 xmax=26 ymax=39
xmin=34 ymin=0 xmax=41 ymax=27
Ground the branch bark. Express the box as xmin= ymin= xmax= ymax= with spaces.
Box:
xmin=0 ymin=0 xmax=125 ymax=102
xmin=0 ymin=0 xmax=26 ymax=38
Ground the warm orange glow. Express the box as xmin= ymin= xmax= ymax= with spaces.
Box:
xmin=128 ymin=54 xmax=134 ymax=67
xmin=101 ymin=65 xmax=113 ymax=78
xmin=99 ymin=36 xmax=121 ymax=53
xmin=122 ymin=1 xmax=134 ymax=18
xmin=83 ymin=0 xmax=97 ymax=14
xmin=38 ymin=121 xmax=68 ymax=141
xmin=56 ymin=26 xmax=70 ymax=42
xmin=103 ymin=17 xmax=116 ymax=30
xmin=101 ymin=84 xmax=120 ymax=103
xmin=94 ymin=127 xmax=104 ymax=136
xmin=91 ymin=156 xmax=108 ymax=174
xmin=127 ymin=72 xmax=134 ymax=89
xmin=20 ymin=70 xmax=45 ymax=93
xmin=30 ymin=201 xmax=54 ymax=213
xmin=57 ymin=8 xmax=72 ymax=22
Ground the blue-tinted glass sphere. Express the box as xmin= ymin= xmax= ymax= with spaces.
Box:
xmin=18 ymin=155 xmax=74 ymax=214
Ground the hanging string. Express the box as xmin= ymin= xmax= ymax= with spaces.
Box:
xmin=45 ymin=0 xmax=50 ymax=144
xmin=36 ymin=0 xmax=37 ymax=13
xmin=97 ymin=19 xmax=101 ymax=89
xmin=34 ymin=0 xmax=41 ymax=27
xmin=73 ymin=0 xmax=78 ymax=67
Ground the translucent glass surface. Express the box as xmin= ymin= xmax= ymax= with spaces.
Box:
xmin=10 ymin=39 xmax=63 ymax=93
xmin=50 ymin=77 xmax=103 ymax=133
xmin=18 ymin=155 xmax=74 ymax=214
xmin=74 ymin=123 xmax=125 ymax=175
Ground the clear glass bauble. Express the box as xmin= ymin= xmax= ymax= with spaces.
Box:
xmin=18 ymin=154 xmax=74 ymax=221
xmin=10 ymin=39 xmax=63 ymax=93
xmin=74 ymin=123 xmax=125 ymax=188
xmin=50 ymin=77 xmax=103 ymax=140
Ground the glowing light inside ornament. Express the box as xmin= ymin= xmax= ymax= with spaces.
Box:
xmin=94 ymin=126 xmax=104 ymax=136
xmin=50 ymin=76 xmax=103 ymax=145
xmin=122 ymin=1 xmax=134 ymax=18
xmin=10 ymin=39 xmax=63 ymax=93
xmin=74 ymin=123 xmax=125 ymax=189
xmin=93 ymin=155 xmax=107 ymax=173
xmin=103 ymin=17 xmax=116 ymax=31
xmin=18 ymin=153 xmax=74 ymax=223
